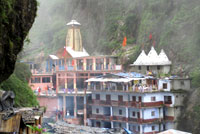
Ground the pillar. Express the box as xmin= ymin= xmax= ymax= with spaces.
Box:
xmin=88 ymin=82 xmax=91 ymax=90
xmin=84 ymin=89 xmax=87 ymax=126
xmin=93 ymin=58 xmax=96 ymax=71
xmin=63 ymin=95 xmax=66 ymax=119
xmin=73 ymin=73 xmax=77 ymax=92
xmin=56 ymin=73 xmax=59 ymax=94
xmin=126 ymin=107 xmax=129 ymax=129
xmin=104 ymin=58 xmax=106 ymax=70
xmin=110 ymin=106 xmax=113 ymax=116
xmin=74 ymin=59 xmax=77 ymax=70
xmin=65 ymin=78 xmax=67 ymax=93
xmin=140 ymin=109 xmax=143 ymax=119
xmin=111 ymin=121 xmax=114 ymax=128
xmin=74 ymin=96 xmax=77 ymax=117
xmin=83 ymin=58 xmax=86 ymax=70
xmin=140 ymin=125 xmax=143 ymax=134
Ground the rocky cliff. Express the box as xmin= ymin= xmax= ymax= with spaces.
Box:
xmin=0 ymin=0 xmax=37 ymax=83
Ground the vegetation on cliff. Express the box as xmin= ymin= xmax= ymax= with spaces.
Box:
xmin=0 ymin=63 xmax=38 ymax=107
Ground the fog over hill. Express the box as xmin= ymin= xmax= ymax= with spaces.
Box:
xmin=24 ymin=1 xmax=200 ymax=133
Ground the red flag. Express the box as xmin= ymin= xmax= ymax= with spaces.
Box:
xmin=149 ymin=33 xmax=152 ymax=40
xmin=62 ymin=47 xmax=67 ymax=56
xmin=122 ymin=36 xmax=127 ymax=47
xmin=72 ymin=60 xmax=74 ymax=66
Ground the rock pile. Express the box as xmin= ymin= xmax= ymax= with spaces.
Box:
xmin=45 ymin=121 xmax=124 ymax=134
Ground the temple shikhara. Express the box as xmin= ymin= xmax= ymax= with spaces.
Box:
xmin=27 ymin=20 xmax=190 ymax=134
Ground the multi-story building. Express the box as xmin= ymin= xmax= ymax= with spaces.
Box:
xmin=87 ymin=48 xmax=190 ymax=134
xmin=28 ymin=20 xmax=122 ymax=124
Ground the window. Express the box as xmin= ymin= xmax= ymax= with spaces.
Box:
xmin=119 ymin=123 xmax=121 ymax=128
xmin=106 ymin=95 xmax=111 ymax=101
xmin=181 ymin=81 xmax=185 ymax=86
xmin=152 ymin=126 xmax=155 ymax=131
xmin=42 ymin=77 xmax=50 ymax=83
xmin=138 ymin=126 xmax=140 ymax=132
xmin=151 ymin=96 xmax=156 ymax=101
xmin=119 ymin=109 xmax=122 ymax=115
xmin=118 ymin=95 xmax=123 ymax=101
xmin=31 ymin=77 xmax=40 ymax=83
xmin=157 ymin=65 xmax=160 ymax=70
xmin=138 ymin=66 xmax=141 ymax=70
xmin=132 ymin=96 xmax=136 ymax=101
xmin=163 ymin=83 xmax=168 ymax=89
xmin=96 ymin=108 xmax=99 ymax=113
xmin=139 ymin=80 xmax=142 ymax=84
xmin=147 ymin=66 xmax=150 ymax=71
xmin=151 ymin=111 xmax=155 ymax=116
xmin=132 ymin=112 xmax=135 ymax=117
xmin=96 ymin=94 xmax=100 ymax=100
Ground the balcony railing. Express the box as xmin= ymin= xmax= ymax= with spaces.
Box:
xmin=91 ymin=99 xmax=164 ymax=108
xmin=128 ymin=118 xmax=162 ymax=123
xmin=89 ymin=114 xmax=112 ymax=121
xmin=90 ymin=114 xmax=164 ymax=124
xmin=164 ymin=116 xmax=174 ymax=121
xmin=91 ymin=99 xmax=128 ymax=107
xmin=112 ymin=116 xmax=127 ymax=122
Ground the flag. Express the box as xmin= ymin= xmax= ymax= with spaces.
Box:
xmin=149 ymin=33 xmax=152 ymax=40
xmin=62 ymin=47 xmax=67 ymax=56
xmin=72 ymin=60 xmax=74 ymax=66
xmin=122 ymin=36 xmax=127 ymax=47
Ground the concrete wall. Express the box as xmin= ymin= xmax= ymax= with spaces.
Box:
xmin=143 ymin=108 xmax=159 ymax=119
xmin=92 ymin=106 xmax=104 ymax=114
xmin=58 ymin=96 xmax=63 ymax=111
xmin=173 ymin=93 xmax=185 ymax=106
xmin=130 ymin=65 xmax=171 ymax=75
xmin=92 ymin=92 xmax=129 ymax=101
xmin=171 ymin=79 xmax=191 ymax=91
xmin=158 ymin=79 xmax=171 ymax=91
xmin=129 ymin=108 xmax=140 ymax=118
xmin=112 ymin=107 xmax=126 ymax=116
xmin=166 ymin=122 xmax=174 ymax=130
xmin=143 ymin=124 xmax=159 ymax=133
xmin=37 ymin=96 xmax=58 ymax=117
xmin=113 ymin=122 xmax=126 ymax=128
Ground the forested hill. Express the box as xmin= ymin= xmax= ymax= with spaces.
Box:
xmin=26 ymin=0 xmax=200 ymax=72
xmin=25 ymin=1 xmax=200 ymax=133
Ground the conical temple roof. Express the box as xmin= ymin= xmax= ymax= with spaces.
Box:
xmin=133 ymin=50 xmax=149 ymax=65
xmin=66 ymin=20 xmax=81 ymax=26
xmin=158 ymin=49 xmax=172 ymax=65
xmin=132 ymin=47 xmax=171 ymax=66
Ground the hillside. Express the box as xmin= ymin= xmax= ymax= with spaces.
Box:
xmin=25 ymin=0 xmax=200 ymax=133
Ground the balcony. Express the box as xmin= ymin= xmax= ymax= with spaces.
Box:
xmin=128 ymin=118 xmax=162 ymax=124
xmin=129 ymin=101 xmax=163 ymax=108
xmin=164 ymin=116 xmax=174 ymax=121
xmin=90 ymin=114 xmax=164 ymax=124
xmin=90 ymin=99 xmax=128 ymax=107
xmin=112 ymin=116 xmax=127 ymax=122
xmin=90 ymin=99 xmax=164 ymax=108
xmin=89 ymin=114 xmax=112 ymax=121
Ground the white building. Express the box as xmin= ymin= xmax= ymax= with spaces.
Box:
xmin=130 ymin=47 xmax=172 ymax=75
xmin=86 ymin=47 xmax=190 ymax=134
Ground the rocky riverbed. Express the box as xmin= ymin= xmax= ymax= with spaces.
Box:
xmin=42 ymin=119 xmax=125 ymax=134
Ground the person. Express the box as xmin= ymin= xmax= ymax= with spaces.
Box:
xmin=37 ymin=87 xmax=41 ymax=95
